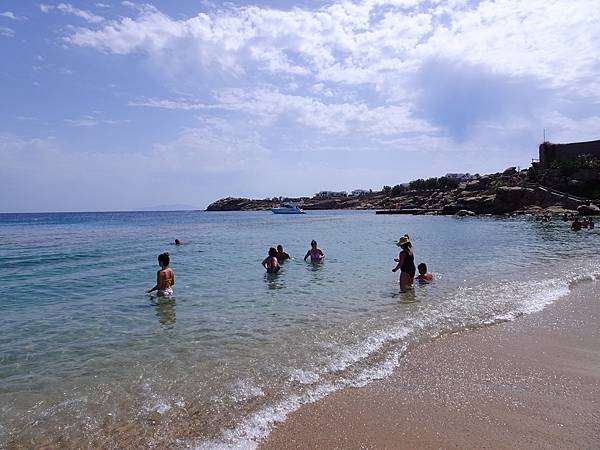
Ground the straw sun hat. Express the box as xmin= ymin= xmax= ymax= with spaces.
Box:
xmin=395 ymin=235 xmax=411 ymax=247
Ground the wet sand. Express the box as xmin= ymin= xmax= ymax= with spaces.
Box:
xmin=261 ymin=280 xmax=600 ymax=450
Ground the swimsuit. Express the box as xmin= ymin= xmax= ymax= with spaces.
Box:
xmin=266 ymin=257 xmax=280 ymax=273
xmin=309 ymin=248 xmax=322 ymax=262
xmin=400 ymin=251 xmax=416 ymax=277
xmin=158 ymin=273 xmax=173 ymax=296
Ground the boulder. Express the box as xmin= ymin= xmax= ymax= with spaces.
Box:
xmin=442 ymin=203 xmax=460 ymax=215
xmin=577 ymin=203 xmax=600 ymax=216
xmin=493 ymin=186 xmax=535 ymax=213
xmin=464 ymin=180 xmax=482 ymax=191
xmin=458 ymin=195 xmax=496 ymax=214
xmin=503 ymin=166 xmax=517 ymax=175
xmin=455 ymin=209 xmax=476 ymax=217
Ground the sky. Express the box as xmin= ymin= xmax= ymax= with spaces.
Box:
xmin=1 ymin=0 xmax=599 ymax=212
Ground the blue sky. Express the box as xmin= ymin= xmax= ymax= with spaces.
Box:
xmin=1 ymin=0 xmax=599 ymax=212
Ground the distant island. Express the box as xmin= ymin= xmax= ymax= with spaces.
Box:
xmin=207 ymin=140 xmax=600 ymax=216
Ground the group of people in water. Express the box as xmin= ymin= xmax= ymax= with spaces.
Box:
xmin=569 ymin=216 xmax=595 ymax=231
xmin=261 ymin=240 xmax=324 ymax=274
xmin=391 ymin=234 xmax=433 ymax=292
xmin=261 ymin=236 xmax=432 ymax=293
xmin=536 ymin=212 xmax=595 ymax=231
xmin=147 ymin=235 xmax=433 ymax=297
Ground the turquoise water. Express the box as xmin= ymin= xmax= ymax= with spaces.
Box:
xmin=0 ymin=211 xmax=598 ymax=448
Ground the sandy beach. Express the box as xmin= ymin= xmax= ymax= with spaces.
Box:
xmin=261 ymin=279 xmax=600 ymax=450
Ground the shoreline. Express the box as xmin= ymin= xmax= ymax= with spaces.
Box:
xmin=260 ymin=278 xmax=600 ymax=450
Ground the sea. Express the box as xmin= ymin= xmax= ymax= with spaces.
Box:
xmin=0 ymin=210 xmax=598 ymax=449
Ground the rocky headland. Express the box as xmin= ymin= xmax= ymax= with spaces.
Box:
xmin=207 ymin=166 xmax=600 ymax=216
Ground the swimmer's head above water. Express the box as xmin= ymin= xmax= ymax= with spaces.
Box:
xmin=158 ymin=252 xmax=170 ymax=268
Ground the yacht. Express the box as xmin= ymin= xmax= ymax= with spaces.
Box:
xmin=271 ymin=203 xmax=305 ymax=214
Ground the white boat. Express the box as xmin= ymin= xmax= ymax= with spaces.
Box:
xmin=271 ymin=203 xmax=305 ymax=214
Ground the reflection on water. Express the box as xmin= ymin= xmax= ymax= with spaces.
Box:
xmin=152 ymin=298 xmax=176 ymax=327
xmin=307 ymin=260 xmax=324 ymax=270
xmin=398 ymin=289 xmax=418 ymax=304
xmin=264 ymin=272 xmax=285 ymax=290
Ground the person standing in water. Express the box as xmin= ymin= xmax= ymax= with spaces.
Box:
xmin=147 ymin=252 xmax=175 ymax=297
xmin=276 ymin=244 xmax=291 ymax=262
xmin=392 ymin=235 xmax=415 ymax=292
xmin=304 ymin=240 xmax=324 ymax=263
xmin=262 ymin=247 xmax=280 ymax=273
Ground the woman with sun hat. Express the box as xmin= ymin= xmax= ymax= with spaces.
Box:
xmin=392 ymin=234 xmax=415 ymax=292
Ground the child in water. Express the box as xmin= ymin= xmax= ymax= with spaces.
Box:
xmin=147 ymin=252 xmax=175 ymax=297
xmin=304 ymin=240 xmax=324 ymax=262
xmin=415 ymin=263 xmax=433 ymax=284
xmin=262 ymin=247 xmax=281 ymax=273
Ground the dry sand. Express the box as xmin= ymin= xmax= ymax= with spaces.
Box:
xmin=261 ymin=280 xmax=600 ymax=450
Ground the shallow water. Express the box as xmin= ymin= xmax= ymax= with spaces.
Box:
xmin=0 ymin=210 xmax=598 ymax=448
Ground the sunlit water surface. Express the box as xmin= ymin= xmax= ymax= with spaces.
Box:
xmin=0 ymin=210 xmax=598 ymax=448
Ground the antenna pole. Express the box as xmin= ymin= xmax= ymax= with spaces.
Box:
xmin=543 ymin=128 xmax=546 ymax=142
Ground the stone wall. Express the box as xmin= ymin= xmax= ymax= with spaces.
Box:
xmin=539 ymin=140 xmax=600 ymax=168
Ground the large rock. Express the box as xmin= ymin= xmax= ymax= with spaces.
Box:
xmin=455 ymin=209 xmax=476 ymax=216
xmin=493 ymin=186 xmax=535 ymax=213
xmin=577 ymin=203 xmax=600 ymax=215
xmin=442 ymin=203 xmax=460 ymax=215
xmin=465 ymin=180 xmax=482 ymax=191
xmin=456 ymin=195 xmax=496 ymax=214
xmin=503 ymin=166 xmax=517 ymax=175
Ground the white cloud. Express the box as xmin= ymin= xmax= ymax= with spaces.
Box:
xmin=63 ymin=114 xmax=130 ymax=127
xmin=0 ymin=26 xmax=15 ymax=37
xmin=64 ymin=116 xmax=98 ymax=127
xmin=0 ymin=11 xmax=27 ymax=21
xmin=128 ymin=98 xmax=213 ymax=111
xmin=130 ymin=88 xmax=436 ymax=137
xmin=61 ymin=0 xmax=600 ymax=96
xmin=40 ymin=3 xmax=104 ymax=24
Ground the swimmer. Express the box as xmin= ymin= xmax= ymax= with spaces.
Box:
xmin=304 ymin=240 xmax=324 ymax=263
xmin=276 ymin=244 xmax=291 ymax=262
xmin=415 ymin=263 xmax=433 ymax=284
xmin=571 ymin=217 xmax=582 ymax=231
xmin=392 ymin=235 xmax=415 ymax=292
xmin=262 ymin=247 xmax=280 ymax=273
xmin=174 ymin=239 xmax=181 ymax=245
xmin=147 ymin=252 xmax=175 ymax=297
xmin=588 ymin=217 xmax=595 ymax=229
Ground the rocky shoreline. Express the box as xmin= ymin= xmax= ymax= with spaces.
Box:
xmin=206 ymin=167 xmax=600 ymax=216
